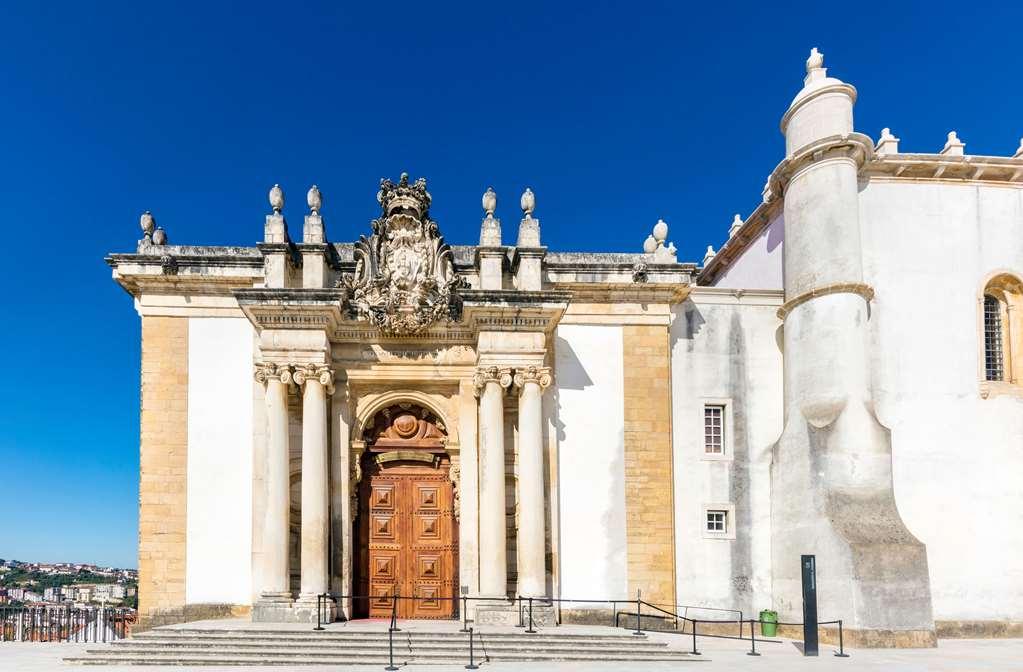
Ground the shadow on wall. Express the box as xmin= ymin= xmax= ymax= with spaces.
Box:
xmin=679 ymin=302 xmax=707 ymax=344
xmin=766 ymin=214 xmax=785 ymax=254
xmin=554 ymin=336 xmax=594 ymax=391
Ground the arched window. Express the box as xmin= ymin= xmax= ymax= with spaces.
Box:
xmin=979 ymin=274 xmax=1023 ymax=396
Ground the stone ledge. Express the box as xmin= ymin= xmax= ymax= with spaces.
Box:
xmin=936 ymin=620 xmax=1023 ymax=639
xmin=135 ymin=603 xmax=250 ymax=633
xmin=776 ymin=624 xmax=937 ymax=648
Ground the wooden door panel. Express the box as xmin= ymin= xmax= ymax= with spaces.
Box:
xmin=360 ymin=459 xmax=456 ymax=619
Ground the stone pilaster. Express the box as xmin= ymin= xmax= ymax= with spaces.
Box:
xmin=137 ymin=316 xmax=188 ymax=630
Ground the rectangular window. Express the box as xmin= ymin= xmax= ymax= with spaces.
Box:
xmin=706 ymin=510 xmax=727 ymax=533
xmin=704 ymin=405 xmax=724 ymax=454
xmin=984 ymin=294 xmax=1005 ymax=381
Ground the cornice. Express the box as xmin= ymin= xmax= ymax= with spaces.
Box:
xmin=553 ymin=282 xmax=690 ymax=304
xmin=862 ymin=153 xmax=1023 ymax=185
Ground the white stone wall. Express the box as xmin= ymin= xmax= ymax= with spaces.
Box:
xmin=186 ymin=317 xmax=255 ymax=606
xmin=712 ymin=213 xmax=785 ymax=291
xmin=669 ymin=290 xmax=783 ymax=618
xmin=860 ymin=179 xmax=1023 ymax=622
xmin=553 ymin=324 xmax=628 ymax=603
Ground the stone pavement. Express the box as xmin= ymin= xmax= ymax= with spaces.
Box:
xmin=3 ymin=632 xmax=1022 ymax=671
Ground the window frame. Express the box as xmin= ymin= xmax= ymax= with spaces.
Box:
xmin=699 ymin=398 xmax=733 ymax=461
xmin=702 ymin=503 xmax=736 ymax=540
xmin=978 ymin=272 xmax=1023 ymax=399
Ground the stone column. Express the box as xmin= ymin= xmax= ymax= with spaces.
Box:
xmin=513 ymin=366 xmax=552 ymax=598
xmin=473 ymin=366 xmax=513 ymax=597
xmin=254 ymin=363 xmax=293 ymax=612
xmin=295 ymin=365 xmax=333 ymax=608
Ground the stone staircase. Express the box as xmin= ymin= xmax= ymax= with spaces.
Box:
xmin=64 ymin=625 xmax=692 ymax=666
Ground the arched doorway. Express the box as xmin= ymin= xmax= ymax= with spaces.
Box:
xmin=353 ymin=403 xmax=458 ymax=619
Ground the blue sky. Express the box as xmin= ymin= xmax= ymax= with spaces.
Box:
xmin=1 ymin=1 xmax=1020 ymax=569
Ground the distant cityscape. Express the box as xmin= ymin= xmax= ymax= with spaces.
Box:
xmin=0 ymin=559 xmax=138 ymax=608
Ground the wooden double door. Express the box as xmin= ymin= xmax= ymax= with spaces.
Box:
xmin=355 ymin=455 xmax=458 ymax=619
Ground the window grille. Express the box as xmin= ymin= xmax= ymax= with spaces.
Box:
xmin=984 ymin=294 xmax=1005 ymax=381
xmin=706 ymin=510 xmax=727 ymax=533
xmin=704 ymin=405 xmax=724 ymax=454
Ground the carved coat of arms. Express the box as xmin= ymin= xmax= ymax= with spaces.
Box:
xmin=340 ymin=174 xmax=463 ymax=335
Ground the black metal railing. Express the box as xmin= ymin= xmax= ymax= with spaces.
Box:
xmin=0 ymin=605 xmax=134 ymax=642
xmin=314 ymin=591 xmax=851 ymax=661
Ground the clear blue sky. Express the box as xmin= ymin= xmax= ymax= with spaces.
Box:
xmin=1 ymin=2 xmax=1020 ymax=569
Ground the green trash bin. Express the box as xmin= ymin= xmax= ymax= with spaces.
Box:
xmin=759 ymin=609 xmax=778 ymax=637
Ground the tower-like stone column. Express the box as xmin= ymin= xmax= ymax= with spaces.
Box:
xmin=253 ymin=363 xmax=293 ymax=616
xmin=772 ymin=49 xmax=934 ymax=646
xmin=513 ymin=366 xmax=552 ymax=598
xmin=295 ymin=365 xmax=333 ymax=609
xmin=473 ymin=366 xmax=513 ymax=597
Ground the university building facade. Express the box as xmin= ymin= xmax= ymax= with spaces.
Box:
xmin=110 ymin=51 xmax=1023 ymax=645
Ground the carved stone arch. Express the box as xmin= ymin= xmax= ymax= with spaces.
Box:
xmin=353 ymin=390 xmax=460 ymax=447
xmin=349 ymin=390 xmax=462 ymax=520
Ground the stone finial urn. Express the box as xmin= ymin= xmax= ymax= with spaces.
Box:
xmin=140 ymin=210 xmax=155 ymax=236
xmin=520 ymin=188 xmax=535 ymax=216
xmin=152 ymin=227 xmax=167 ymax=246
xmin=482 ymin=187 xmax=497 ymax=216
xmin=307 ymin=185 xmax=322 ymax=214
xmin=269 ymin=184 xmax=284 ymax=213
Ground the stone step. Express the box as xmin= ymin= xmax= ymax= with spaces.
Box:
xmin=135 ymin=628 xmax=653 ymax=642
xmin=104 ymin=641 xmax=672 ymax=654
xmin=65 ymin=649 xmax=692 ymax=665
xmin=127 ymin=633 xmax=668 ymax=648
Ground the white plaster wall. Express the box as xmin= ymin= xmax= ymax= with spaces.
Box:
xmin=186 ymin=317 xmax=255 ymax=605
xmin=860 ymin=179 xmax=1023 ymax=622
xmin=670 ymin=292 xmax=783 ymax=617
xmin=711 ymin=213 xmax=785 ymax=291
xmin=554 ymin=325 xmax=628 ymax=603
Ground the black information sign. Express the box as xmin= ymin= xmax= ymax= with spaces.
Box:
xmin=801 ymin=554 xmax=819 ymax=656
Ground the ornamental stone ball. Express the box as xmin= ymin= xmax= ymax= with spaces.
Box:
xmin=643 ymin=234 xmax=657 ymax=254
xmin=520 ymin=188 xmax=535 ymax=216
xmin=482 ymin=187 xmax=497 ymax=216
xmin=307 ymin=185 xmax=322 ymax=214
xmin=269 ymin=184 xmax=284 ymax=213
xmin=140 ymin=210 xmax=155 ymax=235
xmin=652 ymin=218 xmax=668 ymax=242
xmin=152 ymin=226 xmax=167 ymax=246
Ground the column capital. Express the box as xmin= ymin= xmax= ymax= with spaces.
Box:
xmin=254 ymin=362 xmax=293 ymax=385
xmin=512 ymin=366 xmax=553 ymax=393
xmin=292 ymin=363 xmax=334 ymax=393
xmin=472 ymin=365 xmax=513 ymax=397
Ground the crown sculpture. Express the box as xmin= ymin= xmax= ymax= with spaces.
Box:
xmin=339 ymin=173 xmax=464 ymax=335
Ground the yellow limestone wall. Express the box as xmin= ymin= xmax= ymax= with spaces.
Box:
xmin=622 ymin=325 xmax=676 ymax=607
xmin=138 ymin=316 xmax=188 ymax=628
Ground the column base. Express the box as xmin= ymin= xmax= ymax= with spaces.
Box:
xmin=473 ymin=597 xmax=555 ymax=627
xmin=252 ymin=592 xmax=294 ymax=623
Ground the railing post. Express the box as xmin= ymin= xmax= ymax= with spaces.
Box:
xmin=385 ymin=624 xmax=398 ymax=671
xmin=747 ymin=619 xmax=760 ymax=656
xmin=465 ymin=626 xmax=479 ymax=670
xmin=834 ymin=619 xmax=850 ymax=658
xmin=460 ymin=595 xmax=470 ymax=633
xmin=515 ymin=595 xmax=524 ymax=628
xmin=633 ymin=589 xmax=642 ymax=636
xmin=314 ymin=594 xmax=324 ymax=631
xmin=389 ymin=587 xmax=401 ymax=633
xmin=690 ymin=619 xmax=700 ymax=655
xmin=525 ymin=597 xmax=536 ymax=634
